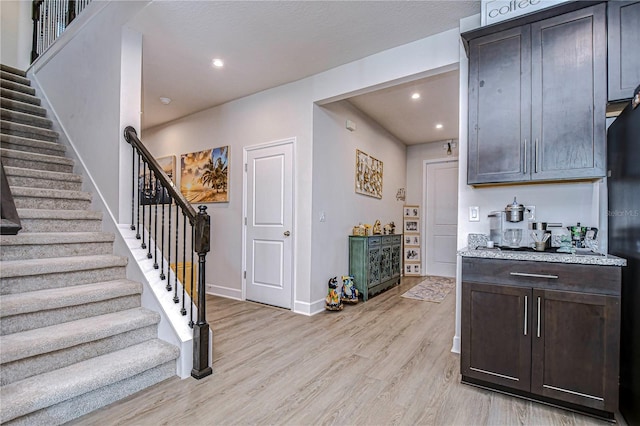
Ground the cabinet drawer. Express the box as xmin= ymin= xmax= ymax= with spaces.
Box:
xmin=368 ymin=236 xmax=381 ymax=247
xmin=462 ymin=258 xmax=621 ymax=296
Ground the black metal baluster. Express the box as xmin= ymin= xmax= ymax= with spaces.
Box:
xmin=189 ymin=224 xmax=195 ymax=328
xmin=166 ymin=202 xmax=172 ymax=290
xmin=130 ymin=148 xmax=135 ymax=231
xmin=160 ymin=192 xmax=166 ymax=280
xmin=181 ymin=211 xmax=187 ymax=316
xmin=153 ymin=173 xmax=159 ymax=268
xmin=173 ymin=206 xmax=180 ymax=304
xmin=146 ymin=167 xmax=152 ymax=259
xmin=136 ymin=153 xmax=141 ymax=240
xmin=140 ymin=161 xmax=146 ymax=249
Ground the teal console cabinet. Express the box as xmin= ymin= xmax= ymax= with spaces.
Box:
xmin=349 ymin=235 xmax=402 ymax=301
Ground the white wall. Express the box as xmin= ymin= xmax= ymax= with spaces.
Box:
xmin=310 ymin=101 xmax=406 ymax=306
xmin=31 ymin=1 xmax=148 ymax=223
xmin=0 ymin=0 xmax=32 ymax=70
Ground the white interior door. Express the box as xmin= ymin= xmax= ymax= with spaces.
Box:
xmin=245 ymin=141 xmax=294 ymax=309
xmin=425 ymin=161 xmax=458 ymax=277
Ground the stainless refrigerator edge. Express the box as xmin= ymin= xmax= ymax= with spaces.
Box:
xmin=607 ymin=84 xmax=640 ymax=425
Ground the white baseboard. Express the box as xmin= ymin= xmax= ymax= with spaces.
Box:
xmin=206 ymin=284 xmax=242 ymax=301
xmin=451 ymin=335 xmax=461 ymax=354
xmin=293 ymin=299 xmax=325 ymax=316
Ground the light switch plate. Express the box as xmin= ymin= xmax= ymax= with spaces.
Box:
xmin=469 ymin=206 xmax=480 ymax=222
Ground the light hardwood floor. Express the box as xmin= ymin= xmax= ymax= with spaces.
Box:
xmin=70 ymin=277 xmax=622 ymax=425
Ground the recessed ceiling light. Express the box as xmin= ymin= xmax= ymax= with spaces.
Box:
xmin=411 ymin=93 xmax=420 ymax=100
xmin=212 ymin=58 xmax=224 ymax=68
xmin=159 ymin=97 xmax=171 ymax=105
xmin=435 ymin=123 xmax=443 ymax=129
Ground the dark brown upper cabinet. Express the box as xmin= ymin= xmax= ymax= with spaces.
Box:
xmin=608 ymin=1 xmax=640 ymax=102
xmin=466 ymin=4 xmax=606 ymax=185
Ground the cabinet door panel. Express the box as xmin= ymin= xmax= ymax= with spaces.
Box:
xmin=468 ymin=26 xmax=531 ymax=184
xmin=531 ymin=289 xmax=620 ymax=412
xmin=531 ymin=4 xmax=606 ymax=180
xmin=608 ymin=1 xmax=640 ymax=101
xmin=461 ymin=282 xmax=531 ymax=391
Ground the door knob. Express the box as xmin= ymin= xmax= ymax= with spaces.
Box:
xmin=284 ymin=231 xmax=291 ymax=237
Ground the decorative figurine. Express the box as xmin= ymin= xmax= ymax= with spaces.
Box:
xmin=341 ymin=275 xmax=359 ymax=304
xmin=373 ymin=219 xmax=382 ymax=235
xmin=384 ymin=221 xmax=395 ymax=235
xmin=325 ymin=277 xmax=343 ymax=311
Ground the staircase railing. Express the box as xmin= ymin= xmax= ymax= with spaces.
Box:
xmin=124 ymin=126 xmax=212 ymax=379
xmin=31 ymin=0 xmax=93 ymax=62
xmin=1 ymin=161 xmax=22 ymax=235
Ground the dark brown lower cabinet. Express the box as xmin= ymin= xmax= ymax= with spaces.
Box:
xmin=461 ymin=258 xmax=621 ymax=419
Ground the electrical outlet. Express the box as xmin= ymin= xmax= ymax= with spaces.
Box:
xmin=469 ymin=206 xmax=480 ymax=222
xmin=319 ymin=211 xmax=326 ymax=222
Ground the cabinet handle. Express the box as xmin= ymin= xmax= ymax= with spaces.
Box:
xmin=510 ymin=272 xmax=558 ymax=279
xmin=524 ymin=295 xmax=528 ymax=336
xmin=537 ymin=297 xmax=541 ymax=338
xmin=523 ymin=139 xmax=527 ymax=174
xmin=534 ymin=139 xmax=539 ymax=173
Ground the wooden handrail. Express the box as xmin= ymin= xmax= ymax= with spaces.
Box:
xmin=123 ymin=127 xmax=197 ymax=222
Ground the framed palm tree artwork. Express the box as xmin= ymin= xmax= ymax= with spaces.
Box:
xmin=180 ymin=146 xmax=229 ymax=203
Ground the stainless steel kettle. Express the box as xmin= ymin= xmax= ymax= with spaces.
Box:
xmin=505 ymin=197 xmax=526 ymax=222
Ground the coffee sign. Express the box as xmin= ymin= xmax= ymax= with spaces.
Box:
xmin=481 ymin=0 xmax=569 ymax=26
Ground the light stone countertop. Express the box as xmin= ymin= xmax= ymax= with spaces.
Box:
xmin=458 ymin=247 xmax=627 ymax=267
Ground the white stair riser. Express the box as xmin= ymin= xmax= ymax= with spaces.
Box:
xmin=1 ymin=295 xmax=142 ymax=335
xmin=1 ymin=325 xmax=158 ymax=386
xmin=1 ymin=241 xmax=113 ymax=261
xmin=1 ymin=266 xmax=127 ymax=295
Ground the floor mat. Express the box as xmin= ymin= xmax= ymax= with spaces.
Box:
xmin=400 ymin=275 xmax=455 ymax=303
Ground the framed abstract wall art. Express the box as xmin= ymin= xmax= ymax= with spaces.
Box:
xmin=355 ymin=149 xmax=383 ymax=199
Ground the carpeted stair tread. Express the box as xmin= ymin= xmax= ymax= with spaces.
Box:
xmin=0 ymin=231 xmax=113 ymax=246
xmin=0 ymin=70 xmax=31 ymax=86
xmin=0 ymin=64 xmax=27 ymax=78
xmin=1 ymin=120 xmax=58 ymax=142
xmin=0 ymin=254 xmax=127 ymax=279
xmin=10 ymin=186 xmax=90 ymax=201
xmin=0 ymin=339 xmax=180 ymax=424
xmin=0 ymin=88 xmax=41 ymax=106
xmin=0 ymin=279 xmax=142 ymax=320
xmin=1 ymin=147 xmax=73 ymax=167
xmin=1 ymin=108 xmax=52 ymax=129
xmin=4 ymin=166 xmax=80 ymax=191
xmin=1 ymin=97 xmax=47 ymax=117
xmin=16 ymin=208 xmax=101 ymax=221
xmin=1 ymin=305 xmax=154 ymax=363
xmin=0 ymin=78 xmax=35 ymax=96
xmin=0 ymin=232 xmax=116 ymax=260
xmin=1 ymin=134 xmax=66 ymax=156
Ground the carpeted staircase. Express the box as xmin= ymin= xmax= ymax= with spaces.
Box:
xmin=0 ymin=64 xmax=179 ymax=425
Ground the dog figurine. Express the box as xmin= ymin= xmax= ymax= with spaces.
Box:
xmin=325 ymin=277 xmax=343 ymax=311
xmin=341 ymin=275 xmax=359 ymax=304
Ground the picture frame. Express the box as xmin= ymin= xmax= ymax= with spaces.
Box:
xmin=405 ymin=262 xmax=421 ymax=276
xmin=403 ymin=205 xmax=420 ymax=218
xmin=181 ymin=146 xmax=229 ymax=203
xmin=139 ymin=155 xmax=176 ymax=205
xmin=355 ymin=149 xmax=383 ymax=199
xmin=404 ymin=247 xmax=420 ymax=262
xmin=404 ymin=219 xmax=418 ymax=233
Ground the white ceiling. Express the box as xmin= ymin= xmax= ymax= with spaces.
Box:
xmin=128 ymin=1 xmax=479 ymax=143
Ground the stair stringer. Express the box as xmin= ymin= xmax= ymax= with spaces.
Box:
xmin=25 ymin=70 xmax=210 ymax=379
